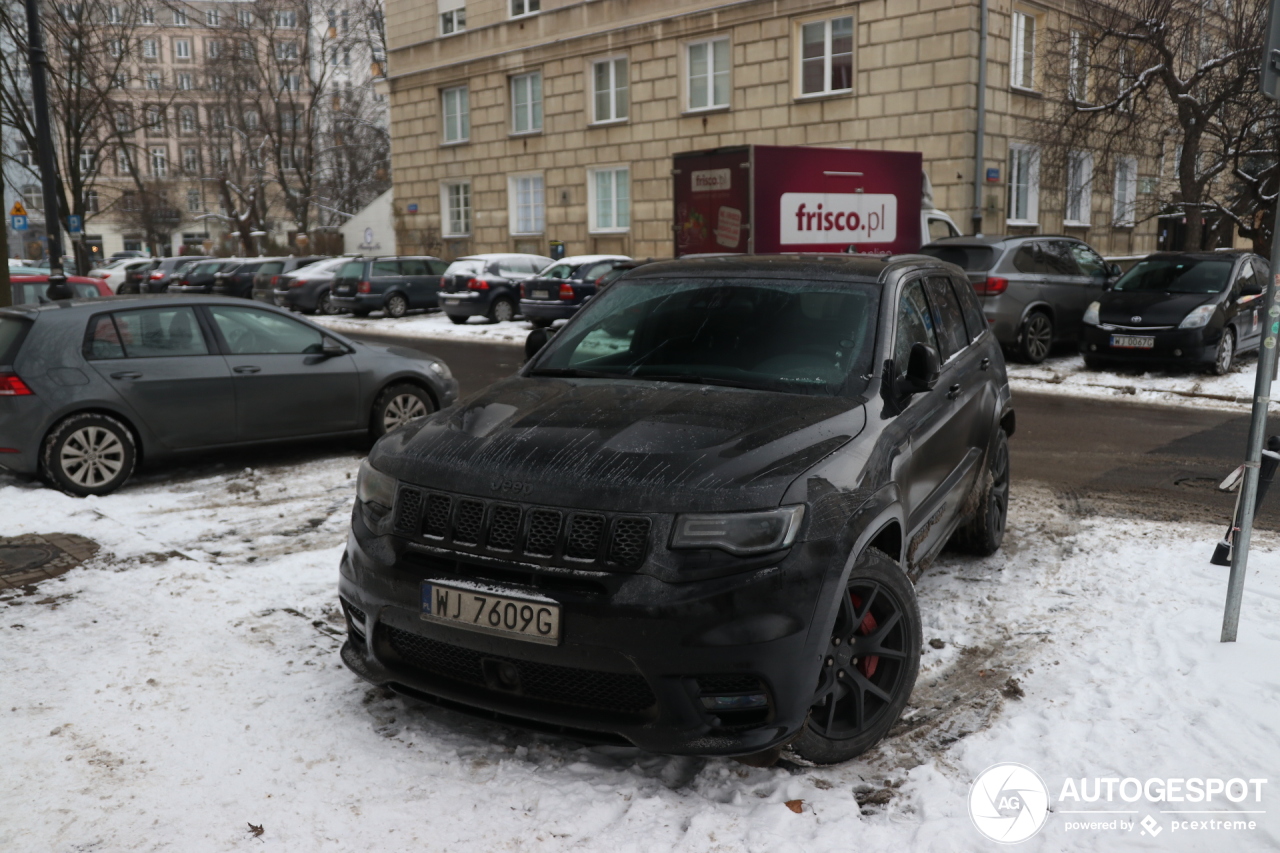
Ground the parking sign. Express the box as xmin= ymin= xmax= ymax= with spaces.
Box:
xmin=11 ymin=214 xmax=28 ymax=231
xmin=67 ymin=214 xmax=82 ymax=234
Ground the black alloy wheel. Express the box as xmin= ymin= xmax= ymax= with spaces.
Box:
xmin=1018 ymin=312 xmax=1053 ymax=364
xmin=489 ymin=297 xmax=516 ymax=324
xmin=318 ymin=290 xmax=341 ymax=315
xmin=1212 ymin=328 xmax=1235 ymax=376
xmin=385 ymin=293 xmax=409 ymax=319
xmin=953 ymin=428 xmax=1010 ymax=556
xmin=788 ymin=548 xmax=921 ymax=765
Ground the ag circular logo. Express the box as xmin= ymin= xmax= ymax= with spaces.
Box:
xmin=969 ymin=763 xmax=1051 ymax=844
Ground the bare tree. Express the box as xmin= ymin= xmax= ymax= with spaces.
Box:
xmin=1033 ymin=0 xmax=1278 ymax=251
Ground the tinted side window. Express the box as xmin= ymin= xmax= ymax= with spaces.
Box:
xmin=372 ymin=260 xmax=399 ymax=277
xmin=894 ymin=280 xmax=940 ymax=377
xmin=924 ymin=276 xmax=968 ymax=360
xmin=399 ymin=259 xmax=428 ymax=276
xmin=1235 ymin=261 xmax=1258 ymax=294
xmin=1069 ymin=243 xmax=1107 ymax=276
xmin=1042 ymin=241 xmax=1082 ymax=276
xmin=257 ymin=262 xmax=285 ymax=278
xmin=1012 ymin=244 xmax=1040 ymax=274
xmin=337 ymin=261 xmax=364 ymax=279
xmin=87 ymin=316 xmax=125 ymax=359
xmin=209 ymin=306 xmax=324 ymax=355
xmin=950 ymin=275 xmax=988 ymax=342
xmin=109 ymin=307 xmax=209 ymax=357
xmin=428 ymin=260 xmax=450 ymax=275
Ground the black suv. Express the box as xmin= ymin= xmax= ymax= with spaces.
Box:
xmin=212 ymin=259 xmax=272 ymax=299
xmin=168 ymin=259 xmax=243 ymax=294
xmin=339 ymin=254 xmax=1014 ymax=765
xmin=330 ymin=257 xmax=450 ymax=317
xmin=519 ymin=255 xmax=632 ymax=328
xmin=250 ymin=257 xmax=329 ymax=303
xmin=438 ymin=253 xmax=555 ymax=324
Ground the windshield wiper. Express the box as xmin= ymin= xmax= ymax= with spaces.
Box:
xmin=634 ymin=373 xmax=768 ymax=390
xmin=528 ymin=367 xmax=621 ymax=379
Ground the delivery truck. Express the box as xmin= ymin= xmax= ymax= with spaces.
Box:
xmin=673 ymin=145 xmax=959 ymax=257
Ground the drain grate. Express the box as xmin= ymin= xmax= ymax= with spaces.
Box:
xmin=0 ymin=534 xmax=101 ymax=592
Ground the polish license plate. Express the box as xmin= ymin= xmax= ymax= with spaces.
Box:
xmin=531 ymin=289 xmax=550 ymax=300
xmin=1110 ymin=335 xmax=1155 ymax=349
xmin=421 ymin=582 xmax=561 ymax=644
xmin=335 ymin=286 xmax=351 ymax=295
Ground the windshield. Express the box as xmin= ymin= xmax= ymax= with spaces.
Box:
xmin=918 ymin=245 xmax=995 ymax=272
xmin=1113 ymin=258 xmax=1233 ymax=294
xmin=445 ymin=260 xmax=485 ymax=277
xmin=530 ymin=278 xmax=881 ymax=396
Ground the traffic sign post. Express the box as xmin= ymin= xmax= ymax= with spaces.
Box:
xmin=67 ymin=214 xmax=82 ymax=235
xmin=11 ymin=215 xmax=28 ymax=231
xmin=1221 ymin=0 xmax=1280 ymax=642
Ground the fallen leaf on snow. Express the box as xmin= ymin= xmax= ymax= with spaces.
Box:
xmin=784 ymin=799 xmax=804 ymax=814
xmin=247 ymin=822 xmax=264 ymax=838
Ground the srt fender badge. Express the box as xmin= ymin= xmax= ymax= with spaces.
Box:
xmin=492 ymin=480 xmax=533 ymax=495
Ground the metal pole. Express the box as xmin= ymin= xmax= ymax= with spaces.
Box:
xmin=1221 ymin=216 xmax=1280 ymax=641
xmin=971 ymin=0 xmax=989 ymax=236
xmin=24 ymin=0 xmax=69 ymax=298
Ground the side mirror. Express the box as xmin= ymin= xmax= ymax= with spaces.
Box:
xmin=1108 ymin=263 xmax=1122 ymax=277
xmin=525 ymin=328 xmax=549 ymax=362
xmin=903 ymin=343 xmax=940 ymax=394
xmin=322 ymin=340 xmax=347 ymax=358
xmin=1242 ymin=281 xmax=1264 ymax=297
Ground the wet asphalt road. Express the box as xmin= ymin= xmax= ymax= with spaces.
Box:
xmin=350 ymin=330 xmax=1275 ymax=531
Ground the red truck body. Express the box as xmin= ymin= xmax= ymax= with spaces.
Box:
xmin=673 ymin=144 xmax=925 ymax=257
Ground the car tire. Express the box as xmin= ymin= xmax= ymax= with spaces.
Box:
xmin=117 ymin=282 xmax=138 ymax=295
xmin=351 ymin=308 xmax=371 ymax=318
xmin=318 ymin=290 xmax=340 ymax=316
xmin=371 ymin=383 xmax=436 ymax=439
xmin=786 ymin=547 xmax=922 ymax=766
xmin=447 ymin=314 xmax=468 ymax=325
xmin=952 ymin=429 xmax=1010 ymax=556
xmin=1211 ymin=328 xmax=1235 ymax=376
xmin=528 ymin=317 xmax=553 ymax=329
xmin=41 ymin=412 xmax=137 ymax=497
xmin=1017 ymin=311 xmax=1054 ymax=364
xmin=488 ymin=297 xmax=516 ymax=324
xmin=385 ymin=293 xmax=409 ymax=319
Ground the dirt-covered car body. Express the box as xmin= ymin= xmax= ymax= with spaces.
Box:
xmin=339 ymin=255 xmax=1014 ymax=758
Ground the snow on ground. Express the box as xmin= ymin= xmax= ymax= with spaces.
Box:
xmin=1007 ymin=350 xmax=1279 ymax=413
xmin=3 ymin=457 xmax=1280 ymax=851
xmin=312 ymin=309 xmax=537 ymax=346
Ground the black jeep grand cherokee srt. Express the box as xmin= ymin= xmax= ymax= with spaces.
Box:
xmin=339 ymin=254 xmax=1014 ymax=765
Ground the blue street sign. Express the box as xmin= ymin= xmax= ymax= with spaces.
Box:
xmin=67 ymin=214 xmax=82 ymax=234
xmin=11 ymin=215 xmax=28 ymax=231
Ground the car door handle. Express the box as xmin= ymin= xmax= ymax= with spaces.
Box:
xmin=980 ymin=357 xmax=991 ymax=370
xmin=234 ymin=365 xmax=261 ymax=374
xmin=947 ymin=383 xmax=962 ymax=400
xmin=110 ymin=371 xmax=142 ymax=380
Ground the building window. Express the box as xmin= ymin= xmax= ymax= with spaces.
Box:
xmin=509 ymin=174 xmax=544 ymax=234
xmin=173 ymin=8 xmax=186 ymax=25
xmin=79 ymin=150 xmax=96 ymax=174
xmin=237 ymin=9 xmax=252 ymax=26
xmin=442 ymin=181 xmax=472 ymax=236
xmin=1065 ymin=150 xmax=1093 ymax=226
xmin=280 ymin=73 xmax=301 ymax=91
xmin=144 ymin=105 xmax=165 ymax=133
xmin=115 ymin=108 xmax=132 ymax=132
xmin=15 ymin=141 xmax=34 ymax=167
xmin=511 ymin=72 xmax=542 ymax=134
xmin=1011 ymin=11 xmax=1035 ymax=90
xmin=108 ymin=38 xmax=123 ymax=57
xmin=275 ymin=40 xmax=298 ymax=60
xmin=592 ymin=57 xmax=628 ymax=123
xmin=142 ymin=37 xmax=158 ymax=59
xmin=1007 ymin=144 xmax=1039 ymax=225
xmin=22 ymin=185 xmax=43 ymax=211
xmin=149 ymin=146 xmax=167 ymax=177
xmin=211 ymin=107 xmax=226 ymax=130
xmin=216 ymin=146 xmax=231 ymax=169
xmin=146 ymin=71 xmax=161 ymax=89
xmin=116 ymin=147 xmax=131 ymax=175
xmin=687 ymin=37 xmax=730 ymax=111
xmin=207 ymin=39 xmax=221 ymax=58
xmin=211 ymin=74 xmax=226 ymax=91
xmin=589 ymin=167 xmax=630 ymax=232
xmin=178 ymin=106 xmax=196 ymax=132
xmin=244 ymin=109 xmax=259 ymax=130
xmin=182 ymin=146 xmax=199 ymax=171
xmin=186 ymin=189 xmax=201 ymax=212
xmin=510 ymin=0 xmax=538 ymax=18
xmin=275 ymin=10 xmax=297 ymax=27
xmin=177 ymin=72 xmax=192 ymax=90
xmin=442 ymin=85 xmax=469 ymax=143
xmin=85 ymin=190 xmax=99 ymax=213
xmin=1068 ymin=30 xmax=1088 ymax=102
xmin=1113 ymin=156 xmax=1137 ymax=226
xmin=440 ymin=0 xmax=465 ymax=34
xmin=206 ymin=8 xmax=219 ymax=26
xmin=799 ymin=16 xmax=853 ymax=96
xmin=140 ymin=6 xmax=153 ymax=24
xmin=106 ymin=5 xmax=121 ymax=23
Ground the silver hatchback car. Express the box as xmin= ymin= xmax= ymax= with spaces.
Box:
xmin=920 ymin=236 xmax=1120 ymax=363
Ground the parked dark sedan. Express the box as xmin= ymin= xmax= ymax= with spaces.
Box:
xmin=518 ymin=254 xmax=631 ymax=327
xmin=438 ymin=253 xmax=555 ymax=324
xmin=249 ymin=256 xmax=330 ymax=304
xmin=212 ymin=259 xmax=273 ymax=299
xmin=168 ymin=259 xmax=244 ymax=294
xmin=330 ymin=257 xmax=450 ymax=317
xmin=269 ymin=257 xmax=353 ymax=314
xmin=0 ymin=296 xmax=458 ymax=496
xmin=131 ymin=256 xmax=212 ymax=294
xmin=339 ymin=254 xmax=1014 ymax=765
xmin=1080 ymin=251 xmax=1266 ymax=374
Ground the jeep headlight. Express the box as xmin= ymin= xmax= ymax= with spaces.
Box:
xmin=1083 ymin=301 xmax=1101 ymax=326
xmin=356 ymin=457 xmax=396 ymax=513
xmin=670 ymin=506 xmax=805 ymax=555
xmin=1179 ymin=304 xmax=1217 ymax=329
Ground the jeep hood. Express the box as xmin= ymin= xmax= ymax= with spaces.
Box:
xmin=372 ymin=377 xmax=866 ymax=512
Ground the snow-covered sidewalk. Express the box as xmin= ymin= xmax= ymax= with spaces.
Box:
xmin=4 ymin=460 xmax=1279 ymax=851
xmin=313 ymin=310 xmax=534 ymax=346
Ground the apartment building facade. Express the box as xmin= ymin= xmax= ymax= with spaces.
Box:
xmin=380 ymin=0 xmax=1163 ymax=262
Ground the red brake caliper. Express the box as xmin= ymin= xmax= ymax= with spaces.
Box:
xmin=849 ymin=592 xmax=879 ymax=678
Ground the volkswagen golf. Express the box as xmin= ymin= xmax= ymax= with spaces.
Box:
xmin=338 ymin=254 xmax=1014 ymax=765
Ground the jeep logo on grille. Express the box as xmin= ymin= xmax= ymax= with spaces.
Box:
xmin=491 ymin=479 xmax=533 ymax=495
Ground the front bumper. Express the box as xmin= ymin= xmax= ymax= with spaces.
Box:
xmin=521 ymin=300 xmax=579 ymax=321
xmin=337 ymin=506 xmax=830 ymax=756
xmin=1079 ymin=324 xmax=1216 ymax=365
xmin=439 ymin=292 xmax=488 ymax=318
